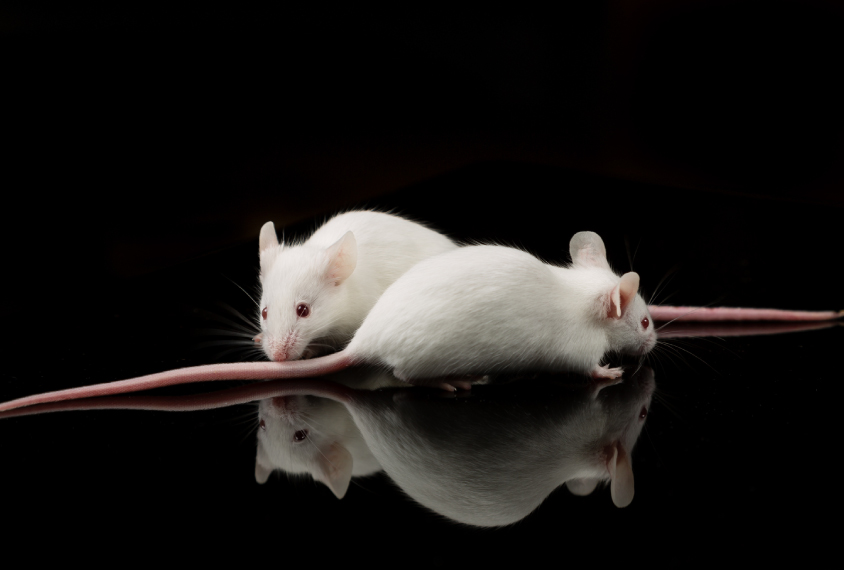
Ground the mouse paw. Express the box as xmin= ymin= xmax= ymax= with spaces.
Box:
xmin=589 ymin=368 xmax=622 ymax=398
xmin=589 ymin=365 xmax=624 ymax=398
xmin=591 ymin=364 xmax=623 ymax=380
xmin=417 ymin=380 xmax=472 ymax=392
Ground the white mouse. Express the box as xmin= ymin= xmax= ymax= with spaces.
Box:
xmin=0 ymin=231 xmax=657 ymax=412
xmin=256 ymin=210 xmax=458 ymax=362
xmin=341 ymin=231 xmax=656 ymax=383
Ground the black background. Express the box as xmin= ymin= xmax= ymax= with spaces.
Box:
xmin=1 ymin=2 xmax=841 ymax=565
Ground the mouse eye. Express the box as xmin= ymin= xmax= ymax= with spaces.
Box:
xmin=259 ymin=419 xmax=267 ymax=431
xmin=639 ymin=406 xmax=648 ymax=420
xmin=261 ymin=307 xmax=268 ymax=320
xmin=296 ymin=303 xmax=310 ymax=318
xmin=641 ymin=317 xmax=649 ymax=329
xmin=293 ymin=429 xmax=308 ymax=442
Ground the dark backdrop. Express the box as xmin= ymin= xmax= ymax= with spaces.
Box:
xmin=1 ymin=2 xmax=841 ymax=565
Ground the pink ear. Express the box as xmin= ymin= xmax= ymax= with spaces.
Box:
xmin=607 ymin=442 xmax=635 ymax=508
xmin=314 ymin=442 xmax=354 ymax=499
xmin=259 ymin=221 xmax=279 ymax=253
xmin=255 ymin=446 xmax=272 ymax=484
xmin=324 ymin=231 xmax=358 ymax=284
xmin=609 ymin=272 xmax=640 ymax=318
xmin=259 ymin=222 xmax=281 ymax=275
xmin=569 ymin=231 xmax=611 ymax=270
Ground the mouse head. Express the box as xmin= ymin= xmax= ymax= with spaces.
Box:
xmin=567 ymin=366 xmax=655 ymax=507
xmin=600 ymin=366 xmax=655 ymax=507
xmin=254 ymin=395 xmax=355 ymax=499
xmin=569 ymin=231 xmax=657 ymax=356
xmin=256 ymin=221 xmax=358 ymax=362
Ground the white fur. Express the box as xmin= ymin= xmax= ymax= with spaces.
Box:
xmin=258 ymin=210 xmax=457 ymax=361
xmin=348 ymin=232 xmax=657 ymax=380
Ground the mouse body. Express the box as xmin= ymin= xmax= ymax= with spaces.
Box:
xmin=344 ymin=233 xmax=656 ymax=382
xmin=257 ymin=210 xmax=457 ymax=362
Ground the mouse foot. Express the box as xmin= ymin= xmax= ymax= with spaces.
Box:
xmin=588 ymin=366 xmax=624 ymax=398
xmin=591 ymin=364 xmax=623 ymax=380
xmin=440 ymin=379 xmax=474 ymax=391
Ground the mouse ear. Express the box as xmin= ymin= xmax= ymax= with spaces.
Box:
xmin=607 ymin=442 xmax=635 ymax=508
xmin=570 ymin=231 xmax=611 ymax=270
xmin=608 ymin=272 xmax=640 ymax=319
xmin=314 ymin=442 xmax=354 ymax=499
xmin=566 ymin=477 xmax=600 ymax=496
xmin=259 ymin=221 xmax=279 ymax=253
xmin=259 ymin=222 xmax=280 ymax=275
xmin=255 ymin=446 xmax=272 ymax=484
xmin=324 ymin=231 xmax=357 ymax=285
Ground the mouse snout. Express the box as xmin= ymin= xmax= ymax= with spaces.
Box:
xmin=641 ymin=334 xmax=657 ymax=354
xmin=271 ymin=396 xmax=288 ymax=411
xmin=267 ymin=332 xmax=301 ymax=362
xmin=272 ymin=349 xmax=289 ymax=362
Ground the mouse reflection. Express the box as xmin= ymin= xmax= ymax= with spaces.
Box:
xmin=255 ymin=367 xmax=655 ymax=527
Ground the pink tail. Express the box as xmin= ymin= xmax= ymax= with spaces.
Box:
xmin=0 ymin=351 xmax=353 ymax=413
xmin=0 ymin=379 xmax=356 ymax=420
xmin=648 ymin=306 xmax=843 ymax=322
xmin=656 ymin=320 xmax=839 ymax=339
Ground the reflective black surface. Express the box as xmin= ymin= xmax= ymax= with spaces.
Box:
xmin=2 ymin=3 xmax=842 ymax=565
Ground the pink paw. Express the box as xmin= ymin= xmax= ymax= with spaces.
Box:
xmin=591 ymin=364 xmax=623 ymax=380
xmin=589 ymin=364 xmax=624 ymax=398
xmin=441 ymin=380 xmax=473 ymax=392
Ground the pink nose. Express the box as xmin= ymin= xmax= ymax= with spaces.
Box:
xmin=271 ymin=397 xmax=287 ymax=411
xmin=272 ymin=349 xmax=288 ymax=362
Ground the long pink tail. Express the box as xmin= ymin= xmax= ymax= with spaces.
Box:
xmin=0 ymin=351 xmax=353 ymax=413
xmin=0 ymin=379 xmax=356 ymax=420
xmin=656 ymin=320 xmax=839 ymax=339
xmin=648 ymin=306 xmax=843 ymax=322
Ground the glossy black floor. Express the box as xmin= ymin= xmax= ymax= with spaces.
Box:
xmin=3 ymin=3 xmax=842 ymax=566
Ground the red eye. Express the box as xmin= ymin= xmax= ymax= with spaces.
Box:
xmin=293 ymin=429 xmax=308 ymax=442
xmin=259 ymin=419 xmax=266 ymax=431
xmin=641 ymin=317 xmax=649 ymax=329
xmin=639 ymin=407 xmax=648 ymax=420
xmin=296 ymin=303 xmax=310 ymax=318
xmin=261 ymin=307 xmax=268 ymax=320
